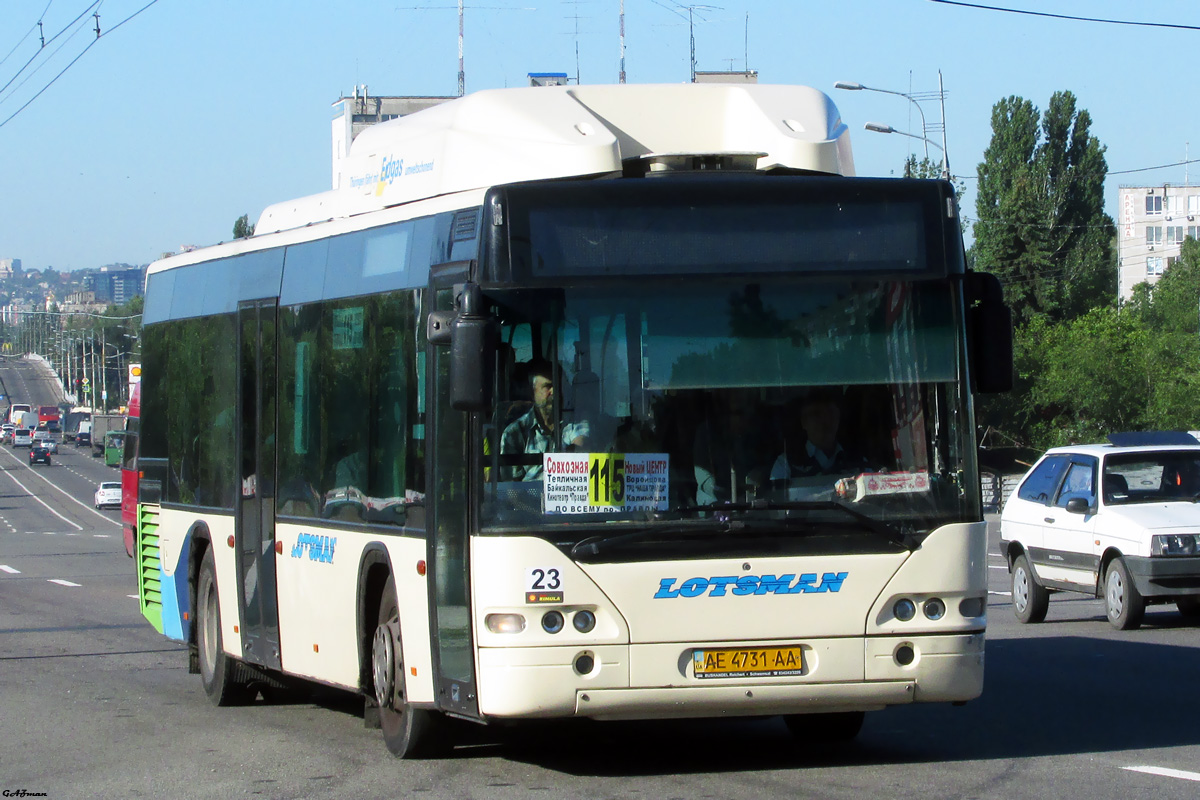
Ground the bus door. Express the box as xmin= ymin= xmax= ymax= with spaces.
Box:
xmin=426 ymin=268 xmax=480 ymax=718
xmin=236 ymin=299 xmax=281 ymax=671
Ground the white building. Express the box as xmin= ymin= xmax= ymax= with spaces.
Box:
xmin=1117 ymin=184 xmax=1200 ymax=301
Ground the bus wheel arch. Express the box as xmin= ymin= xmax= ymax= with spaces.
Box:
xmin=195 ymin=545 xmax=255 ymax=705
xmin=185 ymin=521 xmax=215 ymax=673
xmin=356 ymin=546 xmax=394 ymax=706
xmin=372 ymin=574 xmax=444 ymax=757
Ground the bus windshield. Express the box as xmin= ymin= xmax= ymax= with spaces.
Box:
xmin=480 ymin=278 xmax=976 ymax=555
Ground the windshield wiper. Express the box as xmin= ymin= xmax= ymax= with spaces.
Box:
xmin=569 ymin=500 xmax=916 ymax=559
xmin=675 ymin=499 xmax=915 ymax=549
xmin=766 ymin=500 xmax=918 ymax=550
xmin=570 ymin=518 xmax=736 ymax=559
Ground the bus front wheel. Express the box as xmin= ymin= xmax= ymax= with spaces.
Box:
xmin=196 ymin=548 xmax=253 ymax=705
xmin=372 ymin=576 xmax=444 ymax=758
xmin=784 ymin=711 xmax=865 ymax=743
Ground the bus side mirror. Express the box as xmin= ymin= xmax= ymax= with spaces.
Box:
xmin=449 ymin=283 xmax=498 ymax=412
xmin=965 ymin=271 xmax=1013 ymax=394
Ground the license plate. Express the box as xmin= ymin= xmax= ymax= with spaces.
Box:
xmin=692 ymin=646 xmax=805 ymax=679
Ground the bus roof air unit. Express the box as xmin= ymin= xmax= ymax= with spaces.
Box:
xmin=257 ymin=83 xmax=854 ymax=234
xmin=627 ymin=152 xmax=767 ymax=177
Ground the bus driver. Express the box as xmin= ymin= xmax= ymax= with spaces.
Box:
xmin=500 ymin=361 xmax=589 ymax=481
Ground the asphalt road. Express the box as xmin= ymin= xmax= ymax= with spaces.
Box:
xmin=2 ymin=357 xmax=1200 ymax=799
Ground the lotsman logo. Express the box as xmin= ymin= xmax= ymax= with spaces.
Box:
xmin=653 ymin=573 xmax=848 ymax=598
xmin=291 ymin=533 xmax=337 ymax=564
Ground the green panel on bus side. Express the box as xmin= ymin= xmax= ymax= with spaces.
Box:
xmin=137 ymin=503 xmax=164 ymax=635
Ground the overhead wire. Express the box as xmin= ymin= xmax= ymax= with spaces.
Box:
xmin=0 ymin=0 xmax=55 ymax=71
xmin=0 ymin=0 xmax=161 ymax=130
xmin=1 ymin=10 xmax=95 ymax=104
xmin=928 ymin=1 xmax=1200 ymax=32
xmin=0 ymin=1 xmax=99 ymax=98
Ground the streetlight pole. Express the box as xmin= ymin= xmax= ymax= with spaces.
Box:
xmin=863 ymin=122 xmax=949 ymax=179
xmin=835 ymin=80 xmax=930 ymax=159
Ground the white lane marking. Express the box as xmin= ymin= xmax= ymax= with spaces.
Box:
xmin=48 ymin=579 xmax=81 ymax=587
xmin=93 ymin=534 xmax=110 ymax=538
xmin=0 ymin=464 xmax=84 ymax=531
xmin=0 ymin=565 xmax=20 ymax=574
xmin=1124 ymin=766 xmax=1200 ymax=783
xmin=127 ymin=594 xmax=139 ymax=599
xmin=989 ymin=590 xmax=1012 ymax=597
xmin=0 ymin=442 xmax=120 ymax=528
xmin=988 ymin=565 xmax=1007 ymax=570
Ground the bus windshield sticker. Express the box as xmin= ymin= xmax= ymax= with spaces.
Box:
xmin=543 ymin=453 xmax=669 ymax=514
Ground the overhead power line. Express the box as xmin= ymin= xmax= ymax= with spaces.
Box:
xmin=0 ymin=1 xmax=99 ymax=99
xmin=928 ymin=1 xmax=1200 ymax=31
xmin=0 ymin=0 xmax=161 ymax=131
xmin=1108 ymin=158 xmax=1200 ymax=177
xmin=0 ymin=1 xmax=55 ymax=71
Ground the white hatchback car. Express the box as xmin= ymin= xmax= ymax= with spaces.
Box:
xmin=1000 ymin=432 xmax=1200 ymax=630
xmin=94 ymin=481 xmax=122 ymax=510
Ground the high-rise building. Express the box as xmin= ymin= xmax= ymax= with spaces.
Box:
xmin=1117 ymin=184 xmax=1200 ymax=301
xmin=83 ymin=266 xmax=145 ymax=304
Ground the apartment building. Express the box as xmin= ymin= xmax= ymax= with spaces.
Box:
xmin=1118 ymin=184 xmax=1200 ymax=300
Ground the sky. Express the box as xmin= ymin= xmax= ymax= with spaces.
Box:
xmin=2 ymin=0 xmax=1199 ymax=272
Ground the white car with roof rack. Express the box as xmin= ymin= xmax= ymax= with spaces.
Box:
xmin=999 ymin=431 xmax=1200 ymax=630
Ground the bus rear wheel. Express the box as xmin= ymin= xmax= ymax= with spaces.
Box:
xmin=373 ymin=576 xmax=444 ymax=758
xmin=197 ymin=548 xmax=253 ymax=705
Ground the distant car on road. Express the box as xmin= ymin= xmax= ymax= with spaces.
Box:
xmin=95 ymin=481 xmax=122 ymax=509
xmin=13 ymin=428 xmax=33 ymax=448
xmin=1 ymin=424 xmax=13 ymax=443
xmin=29 ymin=443 xmax=51 ymax=465
xmin=32 ymin=430 xmax=58 ymax=453
xmin=1000 ymin=431 xmax=1200 ymax=630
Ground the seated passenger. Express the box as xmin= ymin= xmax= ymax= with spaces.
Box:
xmin=500 ymin=361 xmax=589 ymax=481
xmin=771 ymin=387 xmax=870 ymax=481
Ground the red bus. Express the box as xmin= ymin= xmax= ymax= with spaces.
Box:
xmin=121 ymin=382 xmax=140 ymax=557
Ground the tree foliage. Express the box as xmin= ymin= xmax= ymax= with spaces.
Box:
xmin=989 ymin=239 xmax=1200 ymax=450
xmin=233 ymin=214 xmax=255 ymax=239
xmin=969 ymin=91 xmax=1200 ymax=451
xmin=972 ymin=91 xmax=1114 ymax=326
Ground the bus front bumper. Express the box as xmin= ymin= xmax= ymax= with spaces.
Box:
xmin=476 ymin=632 xmax=984 ymax=720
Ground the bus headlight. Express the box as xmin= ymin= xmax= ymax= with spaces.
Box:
xmin=541 ymin=610 xmax=565 ymax=634
xmin=485 ymin=613 xmax=526 ymax=634
xmin=572 ymin=609 xmax=596 ymax=633
xmin=923 ymin=598 xmax=946 ymax=620
xmin=893 ymin=598 xmax=917 ymax=622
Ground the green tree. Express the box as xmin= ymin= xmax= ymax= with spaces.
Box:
xmin=1021 ymin=308 xmax=1149 ymax=447
xmin=233 ymin=214 xmax=255 ymax=239
xmin=972 ymin=91 xmax=1114 ymax=325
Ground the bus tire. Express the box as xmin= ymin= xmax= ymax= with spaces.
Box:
xmin=373 ymin=576 xmax=444 ymax=758
xmin=784 ymin=711 xmax=865 ymax=743
xmin=1011 ymin=554 xmax=1049 ymax=624
xmin=1105 ymin=557 xmax=1144 ymax=630
xmin=197 ymin=548 xmax=254 ymax=706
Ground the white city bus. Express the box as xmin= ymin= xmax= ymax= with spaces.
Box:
xmin=135 ymin=82 xmax=1012 ymax=757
